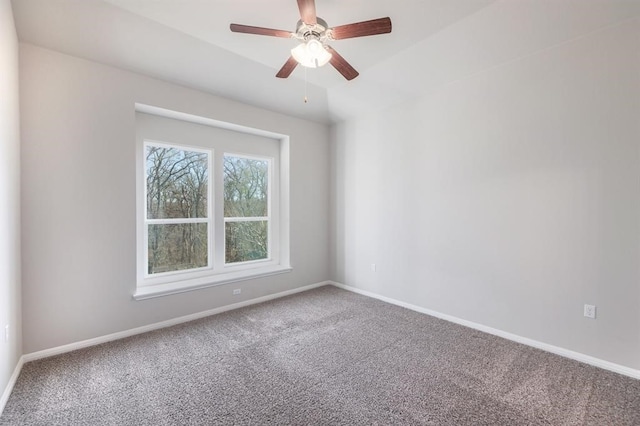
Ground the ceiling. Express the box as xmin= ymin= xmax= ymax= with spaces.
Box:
xmin=11 ymin=0 xmax=640 ymax=124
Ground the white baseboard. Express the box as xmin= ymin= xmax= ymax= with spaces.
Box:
xmin=23 ymin=281 xmax=330 ymax=363
xmin=330 ymin=281 xmax=640 ymax=380
xmin=0 ymin=355 xmax=24 ymax=417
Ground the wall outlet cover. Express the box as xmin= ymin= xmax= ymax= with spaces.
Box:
xmin=584 ymin=304 xmax=596 ymax=319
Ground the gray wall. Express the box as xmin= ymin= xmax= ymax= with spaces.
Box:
xmin=0 ymin=0 xmax=21 ymax=402
xmin=331 ymin=18 xmax=640 ymax=370
xmin=19 ymin=43 xmax=330 ymax=354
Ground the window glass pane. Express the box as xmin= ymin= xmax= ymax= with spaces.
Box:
xmin=148 ymin=223 xmax=208 ymax=274
xmin=146 ymin=145 xmax=208 ymax=219
xmin=225 ymin=221 xmax=268 ymax=263
xmin=224 ymin=156 xmax=268 ymax=218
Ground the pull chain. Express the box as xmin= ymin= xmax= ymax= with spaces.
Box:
xmin=304 ymin=66 xmax=308 ymax=103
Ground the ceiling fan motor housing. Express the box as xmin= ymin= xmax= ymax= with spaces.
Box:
xmin=295 ymin=17 xmax=331 ymax=42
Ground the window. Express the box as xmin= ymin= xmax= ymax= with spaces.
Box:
xmin=145 ymin=143 xmax=211 ymax=276
xmin=224 ymin=155 xmax=271 ymax=264
xmin=135 ymin=105 xmax=290 ymax=300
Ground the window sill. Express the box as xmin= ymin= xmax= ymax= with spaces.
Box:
xmin=133 ymin=265 xmax=293 ymax=300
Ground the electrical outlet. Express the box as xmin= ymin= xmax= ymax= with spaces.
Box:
xmin=233 ymin=289 xmax=241 ymax=295
xmin=584 ymin=304 xmax=596 ymax=319
xmin=371 ymin=263 xmax=376 ymax=272
xmin=4 ymin=325 xmax=8 ymax=342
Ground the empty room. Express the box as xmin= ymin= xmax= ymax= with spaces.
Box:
xmin=1 ymin=0 xmax=639 ymax=424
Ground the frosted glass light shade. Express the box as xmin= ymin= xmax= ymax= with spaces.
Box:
xmin=291 ymin=39 xmax=332 ymax=68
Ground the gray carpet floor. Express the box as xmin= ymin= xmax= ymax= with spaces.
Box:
xmin=1 ymin=285 xmax=639 ymax=425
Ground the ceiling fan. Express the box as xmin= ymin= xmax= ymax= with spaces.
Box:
xmin=230 ymin=0 xmax=392 ymax=81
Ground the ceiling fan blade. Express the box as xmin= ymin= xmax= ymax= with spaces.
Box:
xmin=230 ymin=24 xmax=292 ymax=38
xmin=330 ymin=17 xmax=392 ymax=40
xmin=297 ymin=0 xmax=317 ymax=25
xmin=326 ymin=46 xmax=359 ymax=81
xmin=276 ymin=57 xmax=298 ymax=78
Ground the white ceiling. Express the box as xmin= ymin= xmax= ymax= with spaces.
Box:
xmin=11 ymin=0 xmax=640 ymax=124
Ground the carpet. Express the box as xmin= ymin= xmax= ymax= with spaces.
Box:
xmin=1 ymin=286 xmax=639 ymax=425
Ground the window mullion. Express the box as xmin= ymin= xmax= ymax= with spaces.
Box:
xmin=213 ymin=150 xmax=226 ymax=271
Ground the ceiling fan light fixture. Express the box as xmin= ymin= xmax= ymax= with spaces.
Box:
xmin=291 ymin=39 xmax=332 ymax=68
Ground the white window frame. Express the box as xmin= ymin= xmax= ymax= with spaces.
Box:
xmin=221 ymin=152 xmax=277 ymax=269
xmin=143 ymin=141 xmax=214 ymax=279
xmin=134 ymin=104 xmax=291 ymax=300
